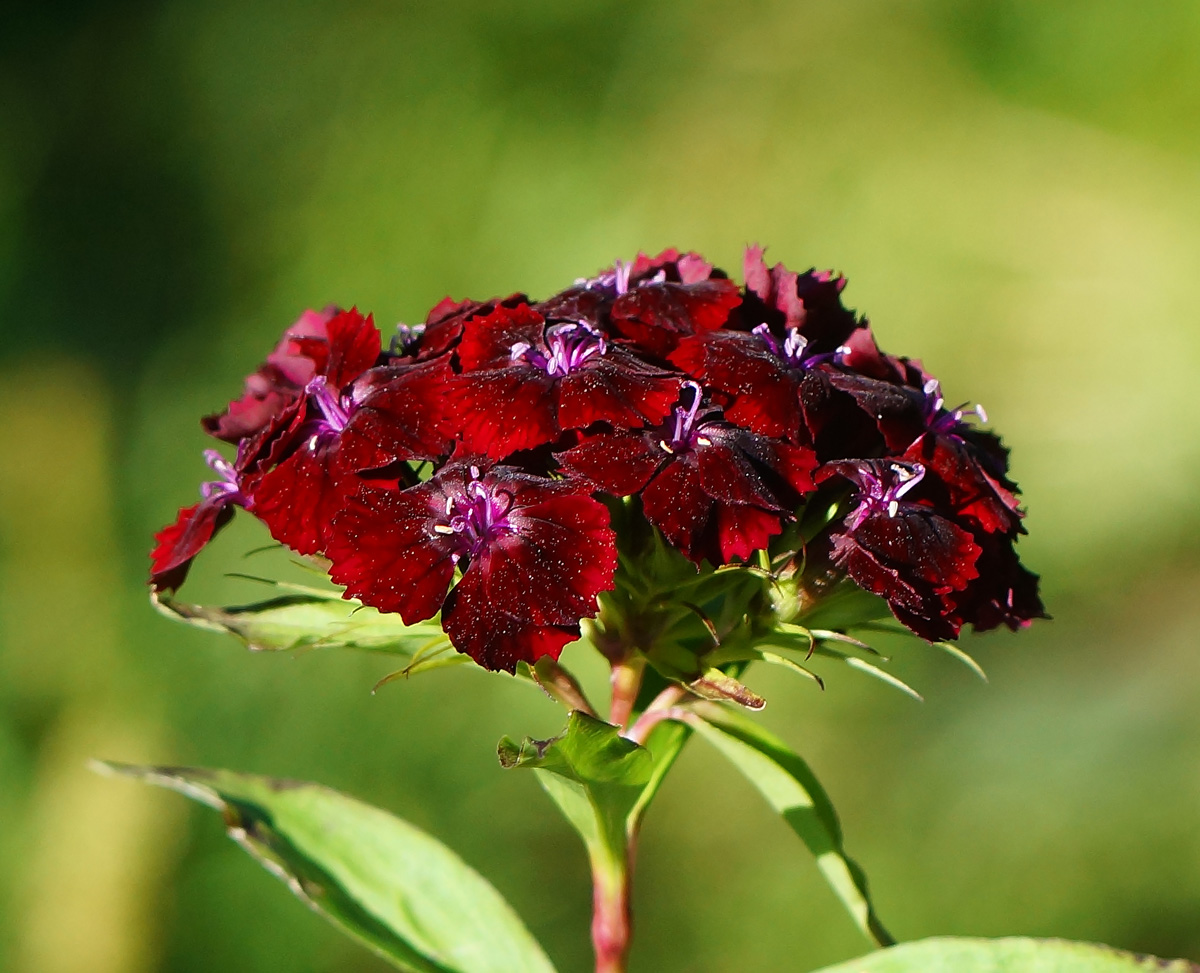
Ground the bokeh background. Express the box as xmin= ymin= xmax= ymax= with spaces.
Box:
xmin=3 ymin=1 xmax=1200 ymax=970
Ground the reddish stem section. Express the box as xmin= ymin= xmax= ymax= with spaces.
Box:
xmin=591 ymin=845 xmax=634 ymax=973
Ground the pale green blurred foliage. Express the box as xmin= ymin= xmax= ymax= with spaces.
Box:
xmin=1 ymin=2 xmax=1199 ymax=971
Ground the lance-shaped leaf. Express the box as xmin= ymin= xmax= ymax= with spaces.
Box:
xmin=811 ymin=937 xmax=1200 ymax=973
xmin=688 ymin=701 xmax=894 ymax=947
xmin=153 ymin=589 xmax=445 ymax=655
xmin=94 ymin=763 xmax=557 ymax=973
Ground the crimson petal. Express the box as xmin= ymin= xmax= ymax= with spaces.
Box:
xmin=149 ymin=499 xmax=235 ymax=592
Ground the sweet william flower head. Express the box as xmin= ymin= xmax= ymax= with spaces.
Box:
xmin=150 ymin=245 xmax=1044 ymax=684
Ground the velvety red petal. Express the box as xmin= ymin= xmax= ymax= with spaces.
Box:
xmin=800 ymin=368 xmax=888 ymax=459
xmin=438 ymin=477 xmax=617 ymax=672
xmin=325 ymin=308 xmax=383 ymax=387
xmin=556 ymin=358 xmax=681 ymax=432
xmin=829 ymin=531 xmax=962 ymax=642
xmin=457 ymin=303 xmax=546 ymax=371
xmin=641 ymin=460 xmax=714 ymax=564
xmin=149 ymin=498 xmax=235 ymax=592
xmin=824 ymin=370 xmax=926 ymax=451
xmin=904 ymin=433 xmax=1023 ymax=535
xmin=716 ymin=503 xmax=786 ymax=563
xmin=442 ymin=568 xmax=579 ymax=672
xmin=696 ymin=441 xmax=780 ymax=509
xmin=948 ymin=534 xmax=1047 ymax=633
xmin=556 ymin=432 xmax=663 ymax=495
xmin=251 ymin=438 xmax=349 ymax=556
xmin=325 ymin=482 xmax=457 ymax=624
xmin=680 ymin=331 xmax=806 ymax=441
xmin=611 ymin=278 xmax=742 ymax=357
xmin=338 ymin=362 xmax=454 ymax=472
xmin=849 ymin=509 xmax=981 ymax=592
xmin=449 ymin=369 xmax=559 ymax=459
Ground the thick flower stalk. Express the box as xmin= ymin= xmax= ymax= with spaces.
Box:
xmin=150 ymin=245 xmax=1045 ymax=972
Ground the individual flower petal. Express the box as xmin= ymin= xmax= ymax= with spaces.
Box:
xmin=948 ymin=533 xmax=1047 ymax=633
xmin=415 ymin=294 xmax=528 ymax=360
xmin=248 ymin=438 xmax=350 ymax=556
xmin=610 ymin=276 xmax=742 ymax=357
xmin=202 ymin=307 xmax=337 ymax=443
xmin=149 ymin=500 xmax=235 ymax=593
xmin=740 ymin=246 xmax=861 ymax=352
xmin=148 ymin=450 xmax=246 ymax=591
xmin=336 ymin=360 xmax=455 ymax=473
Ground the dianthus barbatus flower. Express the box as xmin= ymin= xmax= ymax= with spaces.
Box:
xmin=558 ymin=383 xmax=819 ymax=565
xmin=325 ymin=462 xmax=617 ymax=671
xmin=818 ymin=459 xmax=982 ymax=641
xmin=827 ymin=371 xmax=1024 ymax=535
xmin=449 ymin=302 xmax=683 ymax=459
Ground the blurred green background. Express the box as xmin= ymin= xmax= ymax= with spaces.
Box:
xmin=3 ymin=1 xmax=1199 ymax=970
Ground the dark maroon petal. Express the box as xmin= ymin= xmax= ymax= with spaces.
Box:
xmin=457 ymin=303 xmax=546 ymax=371
xmin=442 ymin=571 xmax=580 ymax=673
xmin=493 ymin=485 xmax=617 ymax=624
xmin=149 ymin=498 xmax=235 ymax=592
xmin=449 ymin=368 xmax=559 ymax=459
xmin=848 ymin=508 xmax=981 ymax=592
xmin=904 ymin=433 xmax=1023 ymax=535
xmin=611 ymin=277 xmax=742 ymax=357
xmin=716 ymin=503 xmax=787 ymax=563
xmin=743 ymin=245 xmax=805 ymax=330
xmin=437 ymin=471 xmax=617 ymax=671
xmin=793 ymin=269 xmax=861 ymax=351
xmin=949 ymin=534 xmax=1047 ymax=633
xmin=338 ymin=361 xmax=455 ymax=472
xmin=696 ymin=441 xmax=781 ymax=509
xmin=828 ymin=530 xmax=963 ymax=643
xmin=536 ymin=286 xmax=606 ymax=323
xmin=556 ymin=431 xmax=663 ymax=496
xmin=418 ymin=296 xmax=514 ymax=360
xmin=251 ymin=439 xmax=350 ymax=556
xmin=641 ymin=459 xmax=714 ymax=564
xmin=824 ymin=370 xmax=926 ymax=451
xmin=837 ymin=326 xmax=904 ymax=382
xmin=202 ymin=369 xmax=301 ymax=444
xmin=798 ymin=369 xmax=890 ymax=460
xmin=326 ymin=482 xmax=458 ymax=624
xmin=555 ymin=357 xmax=681 ymax=432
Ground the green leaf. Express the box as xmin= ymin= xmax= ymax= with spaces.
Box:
xmin=812 ymin=937 xmax=1199 ymax=972
xmin=498 ymin=712 xmax=654 ymax=862
xmin=153 ymin=590 xmax=445 ymax=656
xmin=688 ymin=701 xmax=894 ymax=947
xmin=94 ymin=763 xmax=557 ymax=973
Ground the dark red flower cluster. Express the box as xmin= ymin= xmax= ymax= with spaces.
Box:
xmin=151 ymin=247 xmax=1043 ymax=671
